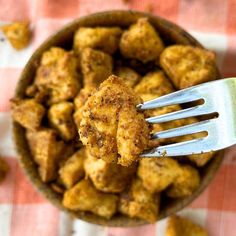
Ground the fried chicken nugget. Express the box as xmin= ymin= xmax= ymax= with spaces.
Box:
xmin=160 ymin=45 xmax=218 ymax=89
xmin=120 ymin=18 xmax=164 ymax=63
xmin=84 ymin=151 xmax=136 ymax=193
xmin=134 ymin=70 xmax=174 ymax=96
xmin=26 ymin=129 xmax=65 ymax=182
xmin=166 ymin=215 xmax=208 ymax=236
xmin=118 ymin=178 xmax=160 ymax=223
xmin=166 ymin=165 xmax=200 ymax=198
xmin=1 ymin=22 xmax=31 ymax=50
xmin=48 ymin=102 xmax=76 ymax=141
xmin=79 ymin=75 xmax=149 ymax=166
xmin=73 ymin=86 xmax=96 ymax=129
xmin=138 ymin=158 xmax=181 ymax=193
xmin=73 ymin=27 xmax=122 ymax=54
xmin=0 ymin=158 xmax=9 ymax=183
xmin=63 ymin=179 xmax=118 ymax=219
xmin=114 ymin=66 xmax=141 ymax=88
xmin=80 ymin=48 xmax=113 ymax=86
xmin=35 ymin=47 xmax=80 ymax=104
xmin=59 ymin=148 xmax=86 ymax=189
xmin=11 ymin=98 xmax=45 ymax=130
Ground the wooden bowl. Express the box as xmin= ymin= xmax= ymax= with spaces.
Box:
xmin=13 ymin=10 xmax=223 ymax=227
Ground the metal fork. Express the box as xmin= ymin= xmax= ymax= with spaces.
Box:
xmin=137 ymin=77 xmax=236 ymax=157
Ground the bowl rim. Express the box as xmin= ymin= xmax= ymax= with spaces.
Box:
xmin=12 ymin=10 xmax=224 ymax=227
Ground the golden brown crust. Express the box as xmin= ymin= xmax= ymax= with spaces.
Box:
xmin=138 ymin=158 xmax=181 ymax=193
xmin=63 ymin=179 xmax=118 ymax=219
xmin=118 ymin=178 xmax=160 ymax=223
xmin=84 ymin=151 xmax=136 ymax=193
xmin=35 ymin=47 xmax=80 ymax=104
xmin=59 ymin=148 xmax=86 ymax=189
xmin=73 ymin=27 xmax=122 ymax=54
xmin=0 ymin=158 xmax=9 ymax=183
xmin=11 ymin=98 xmax=45 ymax=130
xmin=166 ymin=165 xmax=200 ymax=198
xmin=80 ymin=48 xmax=113 ymax=86
xmin=120 ymin=18 xmax=164 ymax=63
xmin=48 ymin=102 xmax=76 ymax=141
xmin=117 ymin=104 xmax=150 ymax=166
xmin=79 ymin=75 xmax=149 ymax=166
xmin=114 ymin=66 xmax=141 ymax=88
xmin=26 ymin=128 xmax=65 ymax=182
xmin=73 ymin=86 xmax=97 ymax=129
xmin=1 ymin=22 xmax=31 ymax=50
xmin=160 ymin=45 xmax=217 ymax=89
xmin=166 ymin=215 xmax=208 ymax=236
xmin=134 ymin=70 xmax=174 ymax=96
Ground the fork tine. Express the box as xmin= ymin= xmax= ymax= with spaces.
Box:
xmin=137 ymin=87 xmax=201 ymax=110
xmin=146 ymin=104 xmax=216 ymax=124
xmin=141 ymin=137 xmax=212 ymax=157
xmin=151 ymin=119 xmax=214 ymax=139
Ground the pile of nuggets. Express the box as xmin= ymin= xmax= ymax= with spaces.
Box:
xmin=11 ymin=18 xmax=218 ymax=223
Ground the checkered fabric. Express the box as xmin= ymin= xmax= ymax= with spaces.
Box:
xmin=0 ymin=0 xmax=236 ymax=235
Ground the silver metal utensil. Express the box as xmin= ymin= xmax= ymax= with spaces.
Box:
xmin=137 ymin=77 xmax=236 ymax=157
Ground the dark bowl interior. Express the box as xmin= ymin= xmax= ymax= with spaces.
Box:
xmin=13 ymin=10 xmax=223 ymax=227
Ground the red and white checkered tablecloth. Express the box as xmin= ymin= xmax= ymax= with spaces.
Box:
xmin=0 ymin=0 xmax=236 ymax=236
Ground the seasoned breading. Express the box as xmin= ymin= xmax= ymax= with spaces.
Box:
xmin=59 ymin=148 xmax=86 ymax=189
xmin=134 ymin=70 xmax=174 ymax=96
xmin=166 ymin=215 xmax=208 ymax=236
xmin=63 ymin=179 xmax=118 ymax=219
xmin=79 ymin=75 xmax=149 ymax=166
xmin=118 ymin=178 xmax=160 ymax=223
xmin=11 ymin=98 xmax=45 ymax=130
xmin=134 ymin=71 xmax=178 ymax=122
xmin=73 ymin=86 xmax=96 ymax=129
xmin=119 ymin=18 xmax=164 ymax=63
xmin=114 ymin=66 xmax=141 ymax=88
xmin=1 ymin=22 xmax=31 ymax=50
xmin=0 ymin=158 xmax=9 ymax=183
xmin=160 ymin=45 xmax=218 ymax=89
xmin=84 ymin=151 xmax=136 ymax=193
xmin=117 ymin=104 xmax=150 ymax=166
xmin=73 ymin=27 xmax=122 ymax=54
xmin=138 ymin=158 xmax=181 ymax=193
xmin=80 ymin=48 xmax=113 ymax=86
xmin=35 ymin=47 xmax=80 ymax=104
xmin=48 ymin=102 xmax=76 ymax=141
xmin=166 ymin=165 xmax=200 ymax=197
xmin=26 ymin=129 xmax=65 ymax=182
xmin=25 ymin=84 xmax=49 ymax=103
